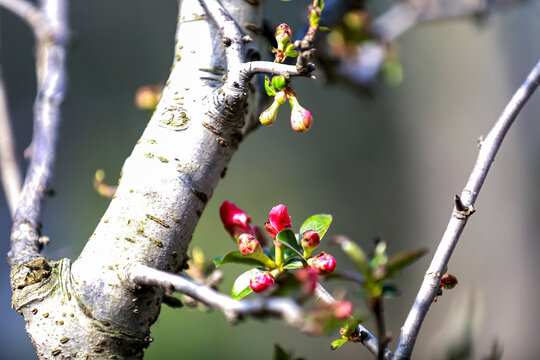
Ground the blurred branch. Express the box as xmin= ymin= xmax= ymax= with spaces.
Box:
xmin=128 ymin=264 xmax=310 ymax=331
xmin=0 ymin=67 xmax=22 ymax=216
xmin=0 ymin=0 xmax=43 ymax=33
xmin=394 ymin=57 xmax=540 ymax=359
xmin=314 ymin=284 xmax=393 ymax=359
xmin=7 ymin=0 xmax=69 ymax=265
xmin=319 ymin=0 xmax=527 ymax=87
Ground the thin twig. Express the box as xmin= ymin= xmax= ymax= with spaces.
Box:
xmin=314 ymin=284 xmax=394 ymax=359
xmin=128 ymin=264 xmax=310 ymax=331
xmin=7 ymin=0 xmax=68 ymax=265
xmin=0 ymin=0 xmax=44 ymax=34
xmin=393 ymin=57 xmax=540 ymax=359
xmin=0 ymin=67 xmax=22 ymax=216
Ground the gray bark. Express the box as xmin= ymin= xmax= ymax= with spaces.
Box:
xmin=10 ymin=0 xmax=262 ymax=358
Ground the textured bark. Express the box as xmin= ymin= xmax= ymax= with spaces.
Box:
xmin=10 ymin=0 xmax=262 ymax=358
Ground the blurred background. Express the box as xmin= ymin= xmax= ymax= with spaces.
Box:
xmin=1 ymin=0 xmax=540 ymax=359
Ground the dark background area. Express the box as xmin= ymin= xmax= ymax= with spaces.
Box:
xmin=1 ymin=1 xmax=540 ymax=359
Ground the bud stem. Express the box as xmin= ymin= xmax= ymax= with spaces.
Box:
xmin=275 ymin=244 xmax=285 ymax=268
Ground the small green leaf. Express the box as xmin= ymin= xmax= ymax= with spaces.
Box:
xmin=330 ymin=338 xmax=347 ymax=350
xmin=319 ymin=26 xmax=332 ymax=32
xmin=276 ymin=229 xmax=304 ymax=258
xmin=283 ymin=258 xmax=305 ymax=269
xmin=231 ymin=268 xmax=257 ymax=299
xmin=385 ymin=248 xmax=428 ymax=278
xmin=334 ymin=236 xmax=370 ymax=277
xmin=299 ymin=214 xmax=333 ymax=240
xmin=371 ymin=241 xmax=387 ymax=268
xmin=265 ymin=75 xmax=277 ymax=96
xmin=214 ymin=251 xmax=264 ymax=268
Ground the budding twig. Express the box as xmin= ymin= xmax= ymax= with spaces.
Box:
xmin=394 ymin=57 xmax=540 ymax=359
xmin=128 ymin=263 xmax=310 ymax=331
xmin=314 ymin=284 xmax=394 ymax=359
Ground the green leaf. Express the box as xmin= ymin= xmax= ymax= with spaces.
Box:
xmin=214 ymin=251 xmax=264 ymax=268
xmin=265 ymin=75 xmax=276 ymax=96
xmin=299 ymin=214 xmax=333 ymax=240
xmin=371 ymin=241 xmax=387 ymax=268
xmin=319 ymin=26 xmax=332 ymax=32
xmin=330 ymin=338 xmax=347 ymax=350
xmin=275 ymin=229 xmax=304 ymax=258
xmin=283 ymin=258 xmax=305 ymax=269
xmin=231 ymin=268 xmax=257 ymax=299
xmin=385 ymin=248 xmax=428 ymax=278
xmin=334 ymin=236 xmax=370 ymax=277
xmin=284 ymin=50 xmax=299 ymax=58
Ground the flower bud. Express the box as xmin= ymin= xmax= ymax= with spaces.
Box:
xmin=301 ymin=230 xmax=320 ymax=257
xmin=259 ymin=100 xmax=281 ymax=126
xmin=274 ymin=91 xmax=287 ymax=105
xmin=308 ymin=252 xmax=336 ymax=274
xmin=265 ymin=204 xmax=292 ymax=238
xmin=439 ymin=274 xmax=458 ymax=289
xmin=288 ymin=94 xmax=313 ymax=132
xmin=238 ymin=234 xmax=260 ymax=256
xmin=296 ymin=267 xmax=320 ymax=296
xmin=334 ymin=301 xmax=353 ymax=320
xmin=219 ymin=201 xmax=251 ymax=238
xmin=271 ymin=76 xmax=287 ymax=92
xmin=275 ymin=23 xmax=292 ymax=49
xmin=250 ymin=271 xmax=275 ymax=292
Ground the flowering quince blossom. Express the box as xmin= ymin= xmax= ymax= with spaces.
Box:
xmin=220 ymin=201 xmax=267 ymax=246
xmin=238 ymin=233 xmax=260 ymax=256
xmin=249 ymin=271 xmax=275 ymax=292
xmin=309 ymin=252 xmax=336 ymax=274
xmin=333 ymin=301 xmax=353 ymax=320
xmin=264 ymin=204 xmax=292 ymax=238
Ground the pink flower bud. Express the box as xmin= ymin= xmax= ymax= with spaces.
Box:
xmin=219 ymin=201 xmax=251 ymax=238
xmin=334 ymin=301 xmax=353 ymax=320
xmin=301 ymin=230 xmax=320 ymax=250
xmin=238 ymin=233 xmax=261 ymax=256
xmin=288 ymin=94 xmax=313 ymax=132
xmin=264 ymin=204 xmax=292 ymax=238
xmin=259 ymin=100 xmax=280 ymax=126
xmin=250 ymin=271 xmax=275 ymax=292
xmin=309 ymin=252 xmax=336 ymax=274
xmin=275 ymin=23 xmax=292 ymax=48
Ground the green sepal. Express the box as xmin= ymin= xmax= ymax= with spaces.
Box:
xmin=275 ymin=229 xmax=304 ymax=259
xmin=330 ymin=338 xmax=347 ymax=350
xmin=284 ymin=50 xmax=299 ymax=58
xmin=300 ymin=214 xmax=333 ymax=240
xmin=214 ymin=251 xmax=265 ymax=268
xmin=231 ymin=268 xmax=258 ymax=299
xmin=265 ymin=75 xmax=277 ymax=96
xmin=283 ymin=258 xmax=305 ymax=269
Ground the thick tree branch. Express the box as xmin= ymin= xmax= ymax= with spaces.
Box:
xmin=314 ymin=284 xmax=394 ymax=359
xmin=0 ymin=67 xmax=22 ymax=216
xmin=128 ymin=264 xmax=310 ymax=331
xmin=394 ymin=57 xmax=540 ymax=359
xmin=7 ymin=0 xmax=68 ymax=265
xmin=0 ymin=0 xmax=43 ymax=33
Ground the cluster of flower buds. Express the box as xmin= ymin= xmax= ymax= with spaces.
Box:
xmin=219 ymin=202 xmax=338 ymax=295
xmin=259 ymin=24 xmax=314 ymax=132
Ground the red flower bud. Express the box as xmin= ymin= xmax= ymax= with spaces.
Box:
xmin=219 ymin=201 xmax=251 ymax=238
xmin=275 ymin=23 xmax=292 ymax=48
xmin=309 ymin=252 xmax=336 ymax=274
xmin=288 ymin=93 xmax=313 ymax=132
xmin=439 ymin=274 xmax=458 ymax=289
xmin=250 ymin=271 xmax=275 ymax=292
xmin=334 ymin=301 xmax=353 ymax=320
xmin=238 ymin=233 xmax=261 ymax=256
xmin=301 ymin=230 xmax=320 ymax=250
xmin=265 ymin=204 xmax=292 ymax=238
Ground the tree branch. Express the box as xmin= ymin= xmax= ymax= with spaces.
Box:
xmin=7 ymin=0 xmax=68 ymax=265
xmin=0 ymin=67 xmax=22 ymax=216
xmin=393 ymin=57 xmax=540 ymax=359
xmin=314 ymin=284 xmax=394 ymax=359
xmin=0 ymin=0 xmax=43 ymax=34
xmin=128 ymin=264 xmax=310 ymax=331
